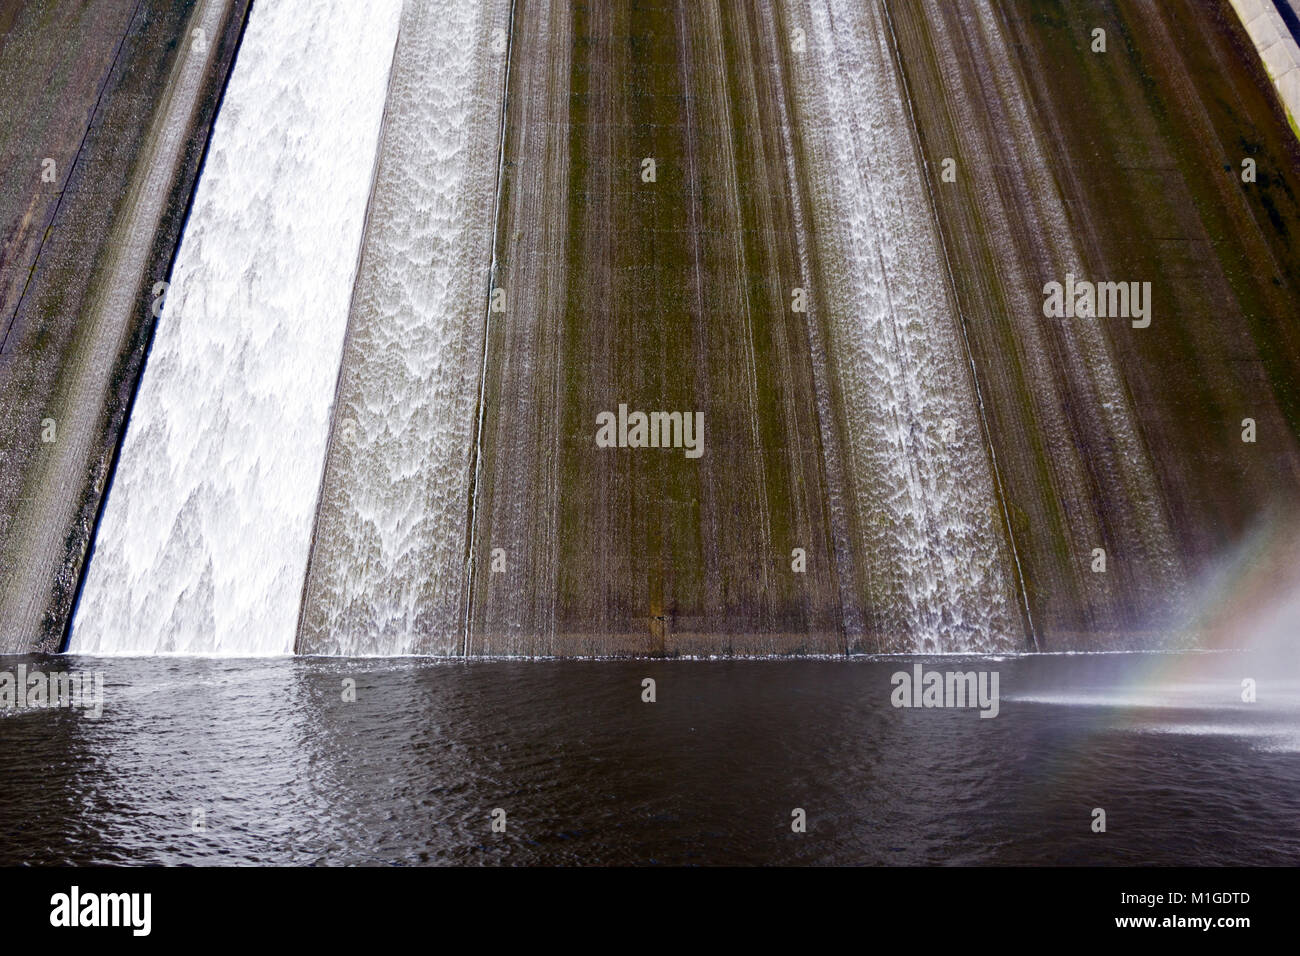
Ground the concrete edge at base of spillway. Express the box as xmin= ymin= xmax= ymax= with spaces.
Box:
xmin=0 ymin=0 xmax=252 ymax=653
xmin=1228 ymin=0 xmax=1300 ymax=139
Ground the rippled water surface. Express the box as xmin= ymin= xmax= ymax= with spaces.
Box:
xmin=1 ymin=652 xmax=1297 ymax=865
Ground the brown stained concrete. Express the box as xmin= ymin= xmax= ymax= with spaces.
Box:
xmin=9 ymin=0 xmax=1298 ymax=656
xmin=0 ymin=0 xmax=251 ymax=652
xmin=0 ymin=0 xmax=139 ymax=337
xmin=886 ymin=0 xmax=1300 ymax=648
xmin=466 ymin=0 xmax=1300 ymax=655
xmin=466 ymin=0 xmax=846 ymax=655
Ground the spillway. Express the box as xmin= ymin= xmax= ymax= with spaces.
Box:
xmin=69 ymin=0 xmax=403 ymax=654
xmin=296 ymin=0 xmax=511 ymax=656
xmin=455 ymin=0 xmax=1025 ymax=655
xmin=49 ymin=0 xmax=1300 ymax=658
xmin=789 ymin=0 xmax=1026 ymax=652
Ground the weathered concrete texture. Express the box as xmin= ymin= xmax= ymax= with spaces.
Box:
xmin=887 ymin=0 xmax=1300 ymax=648
xmin=0 ymin=0 xmax=250 ymax=652
xmin=467 ymin=0 xmax=850 ymax=654
xmin=15 ymin=0 xmax=1296 ymax=657
xmin=464 ymin=0 xmax=1300 ymax=656
xmin=0 ymin=0 xmax=138 ymax=336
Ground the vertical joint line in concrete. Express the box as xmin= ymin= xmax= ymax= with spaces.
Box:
xmin=463 ymin=0 xmax=519 ymax=658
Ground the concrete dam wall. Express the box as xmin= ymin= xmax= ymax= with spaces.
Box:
xmin=1 ymin=0 xmax=1298 ymax=656
xmin=0 ymin=0 xmax=252 ymax=653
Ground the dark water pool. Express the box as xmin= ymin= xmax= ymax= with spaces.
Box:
xmin=1 ymin=651 xmax=1297 ymax=865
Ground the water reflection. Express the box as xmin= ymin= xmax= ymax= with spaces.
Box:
xmin=0 ymin=653 xmax=1296 ymax=864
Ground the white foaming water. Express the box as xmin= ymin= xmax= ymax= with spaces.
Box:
xmin=296 ymin=0 xmax=508 ymax=656
xmin=791 ymin=0 xmax=1023 ymax=652
xmin=70 ymin=0 xmax=403 ymax=654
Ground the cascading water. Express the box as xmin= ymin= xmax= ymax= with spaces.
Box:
xmin=790 ymin=0 xmax=1025 ymax=652
xmin=295 ymin=0 xmax=510 ymax=656
xmin=69 ymin=0 xmax=403 ymax=654
xmin=60 ymin=0 xmax=1175 ymax=658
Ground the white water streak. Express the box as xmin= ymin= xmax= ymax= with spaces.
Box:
xmin=71 ymin=0 xmax=403 ymax=654
xmin=793 ymin=0 xmax=1023 ymax=652
xmin=296 ymin=0 xmax=508 ymax=656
